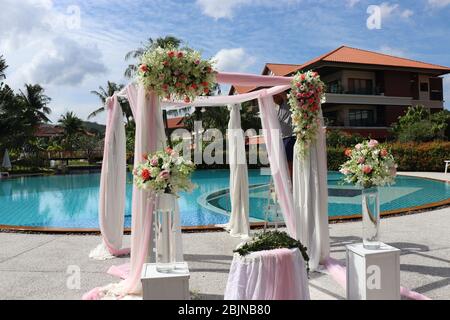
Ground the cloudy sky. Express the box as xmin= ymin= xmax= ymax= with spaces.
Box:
xmin=1 ymin=0 xmax=449 ymax=124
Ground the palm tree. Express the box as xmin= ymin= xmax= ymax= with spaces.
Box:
xmin=124 ymin=36 xmax=182 ymax=78
xmin=89 ymin=81 xmax=133 ymax=126
xmin=58 ymin=111 xmax=84 ymax=136
xmin=0 ymin=55 xmax=7 ymax=80
xmin=18 ymin=84 xmax=52 ymax=123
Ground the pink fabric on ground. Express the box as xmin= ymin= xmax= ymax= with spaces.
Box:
xmin=82 ymin=287 xmax=101 ymax=300
xmin=324 ymin=257 xmax=431 ymax=300
xmin=107 ymin=263 xmax=130 ymax=280
xmin=224 ymin=248 xmax=310 ymax=300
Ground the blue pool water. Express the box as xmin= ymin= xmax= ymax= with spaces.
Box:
xmin=0 ymin=170 xmax=448 ymax=229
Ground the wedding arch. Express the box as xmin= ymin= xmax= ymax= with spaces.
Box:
xmin=83 ymin=68 xmax=330 ymax=299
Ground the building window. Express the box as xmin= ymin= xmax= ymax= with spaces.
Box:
xmin=327 ymin=80 xmax=342 ymax=94
xmin=348 ymin=109 xmax=375 ymax=127
xmin=348 ymin=78 xmax=373 ymax=95
xmin=420 ymin=82 xmax=429 ymax=92
xmin=323 ymin=111 xmax=339 ymax=126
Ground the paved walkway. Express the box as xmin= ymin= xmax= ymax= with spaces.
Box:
xmin=1 ymin=206 xmax=449 ymax=300
xmin=398 ymin=171 xmax=449 ymax=182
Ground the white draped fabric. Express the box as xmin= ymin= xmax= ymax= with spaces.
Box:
xmin=2 ymin=149 xmax=11 ymax=169
xmin=258 ymin=96 xmax=296 ymax=237
xmin=293 ymin=111 xmax=330 ymax=271
xmin=89 ymin=95 xmax=129 ymax=260
xmin=226 ymin=104 xmax=250 ymax=238
xmin=224 ymin=248 xmax=310 ymax=300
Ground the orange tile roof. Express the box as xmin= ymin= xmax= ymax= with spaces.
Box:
xmin=303 ymin=45 xmax=450 ymax=71
xmin=230 ymin=46 xmax=450 ymax=95
xmin=265 ymin=63 xmax=302 ymax=76
xmin=166 ymin=117 xmax=185 ymax=129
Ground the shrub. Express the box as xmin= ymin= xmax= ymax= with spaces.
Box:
xmin=327 ymin=141 xmax=450 ymax=172
xmin=392 ymin=105 xmax=450 ymax=142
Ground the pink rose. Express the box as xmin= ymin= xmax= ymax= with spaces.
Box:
xmin=362 ymin=165 xmax=372 ymax=174
xmin=368 ymin=139 xmax=379 ymax=148
xmin=355 ymin=143 xmax=362 ymax=150
xmin=159 ymin=170 xmax=170 ymax=180
xmin=150 ymin=157 xmax=158 ymax=166
xmin=380 ymin=149 xmax=388 ymax=157
xmin=357 ymin=157 xmax=365 ymax=164
xmin=340 ymin=168 xmax=350 ymax=175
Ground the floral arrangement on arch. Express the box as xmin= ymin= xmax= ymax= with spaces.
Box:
xmin=133 ymin=147 xmax=196 ymax=195
xmin=137 ymin=46 xmax=217 ymax=103
xmin=288 ymin=70 xmax=326 ymax=159
xmin=340 ymin=139 xmax=397 ymax=189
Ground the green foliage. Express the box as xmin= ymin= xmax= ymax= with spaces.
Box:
xmin=326 ymin=129 xmax=365 ymax=148
xmin=0 ymin=54 xmax=7 ymax=80
xmin=234 ymin=231 xmax=309 ymax=271
xmin=392 ymin=105 xmax=450 ymax=142
xmin=89 ymin=81 xmax=133 ymax=127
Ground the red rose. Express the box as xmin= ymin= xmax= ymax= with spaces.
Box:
xmin=168 ymin=51 xmax=175 ymax=58
xmin=191 ymin=83 xmax=198 ymax=90
xmin=203 ymin=88 xmax=209 ymax=94
xmin=163 ymin=60 xmax=169 ymax=66
xmin=175 ymin=82 xmax=182 ymax=88
xmin=300 ymin=74 xmax=306 ymax=81
xmin=201 ymin=81 xmax=209 ymax=87
xmin=162 ymin=84 xmax=168 ymax=91
xmin=177 ymin=52 xmax=183 ymax=58
xmin=184 ymin=96 xmax=190 ymax=103
xmin=380 ymin=149 xmax=388 ymax=157
xmin=206 ymin=67 xmax=212 ymax=73
xmin=141 ymin=169 xmax=150 ymax=181
xmin=139 ymin=64 xmax=148 ymax=73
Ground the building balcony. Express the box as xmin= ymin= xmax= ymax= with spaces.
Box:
xmin=324 ymin=93 xmax=413 ymax=106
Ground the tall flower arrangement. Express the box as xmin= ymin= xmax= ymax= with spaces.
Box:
xmin=137 ymin=47 xmax=216 ymax=102
xmin=340 ymin=139 xmax=397 ymax=189
xmin=288 ymin=71 xmax=326 ymax=159
xmin=133 ymin=147 xmax=196 ymax=195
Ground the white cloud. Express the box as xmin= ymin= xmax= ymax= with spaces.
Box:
xmin=196 ymin=0 xmax=300 ymax=20
xmin=401 ymin=9 xmax=414 ymax=19
xmin=346 ymin=0 xmax=360 ymax=8
xmin=25 ymin=37 xmax=107 ymax=85
xmin=379 ymin=45 xmax=406 ymax=57
xmin=428 ymin=0 xmax=450 ymax=8
xmin=0 ymin=0 xmax=107 ymax=86
xmin=213 ymin=48 xmax=256 ymax=72
xmin=379 ymin=2 xmax=399 ymax=19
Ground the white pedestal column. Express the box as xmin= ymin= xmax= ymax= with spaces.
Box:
xmin=141 ymin=262 xmax=190 ymax=300
xmin=346 ymin=242 xmax=400 ymax=300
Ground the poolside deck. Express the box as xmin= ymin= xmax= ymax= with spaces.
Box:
xmin=0 ymin=205 xmax=449 ymax=300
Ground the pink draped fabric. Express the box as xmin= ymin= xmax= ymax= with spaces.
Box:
xmin=97 ymin=95 xmax=130 ymax=256
xmin=324 ymin=257 xmax=431 ymax=300
xmin=224 ymin=248 xmax=310 ymax=300
xmin=120 ymin=85 xmax=165 ymax=294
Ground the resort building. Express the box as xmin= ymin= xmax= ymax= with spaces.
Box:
xmin=230 ymin=46 xmax=450 ymax=139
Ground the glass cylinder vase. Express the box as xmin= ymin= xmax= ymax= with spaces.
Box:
xmin=155 ymin=193 xmax=176 ymax=273
xmin=361 ymin=187 xmax=381 ymax=250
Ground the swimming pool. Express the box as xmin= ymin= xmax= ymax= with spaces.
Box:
xmin=0 ymin=170 xmax=448 ymax=230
